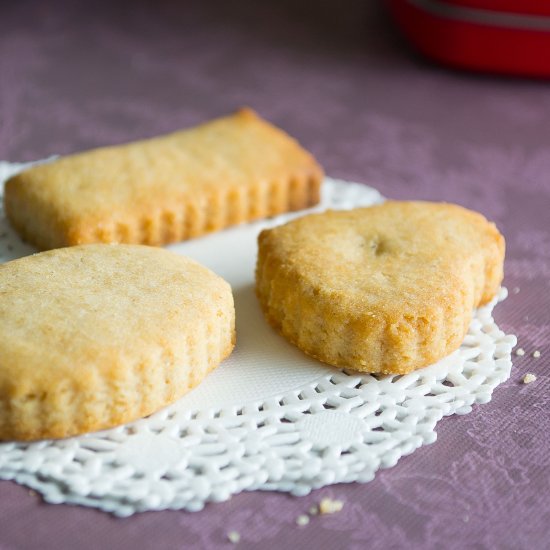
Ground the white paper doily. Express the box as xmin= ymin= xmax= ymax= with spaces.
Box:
xmin=0 ymin=161 xmax=516 ymax=517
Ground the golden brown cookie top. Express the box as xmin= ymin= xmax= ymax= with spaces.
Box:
xmin=6 ymin=108 xmax=322 ymax=221
xmin=259 ymin=201 xmax=504 ymax=316
xmin=0 ymin=244 xmax=233 ymax=392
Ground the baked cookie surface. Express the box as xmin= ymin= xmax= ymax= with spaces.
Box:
xmin=256 ymin=201 xmax=504 ymax=374
xmin=0 ymin=244 xmax=235 ymax=441
xmin=5 ymin=108 xmax=323 ymax=250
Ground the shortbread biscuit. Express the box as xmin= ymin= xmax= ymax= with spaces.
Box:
xmin=0 ymin=245 xmax=235 ymax=441
xmin=5 ymin=108 xmax=323 ymax=250
xmin=256 ymin=201 xmax=504 ymax=374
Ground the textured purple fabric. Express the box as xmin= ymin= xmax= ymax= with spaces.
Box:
xmin=1 ymin=1 xmax=549 ymax=548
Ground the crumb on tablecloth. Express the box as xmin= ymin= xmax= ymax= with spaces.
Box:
xmin=522 ymin=373 xmax=537 ymax=384
xmin=533 ymin=350 xmax=541 ymax=358
xmin=515 ymin=347 xmax=525 ymax=356
xmin=296 ymin=514 xmax=310 ymax=526
xmin=319 ymin=498 xmax=344 ymax=515
xmin=308 ymin=505 xmax=319 ymax=516
xmin=227 ymin=531 xmax=240 ymax=544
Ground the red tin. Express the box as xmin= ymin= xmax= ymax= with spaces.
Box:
xmin=388 ymin=0 xmax=550 ymax=77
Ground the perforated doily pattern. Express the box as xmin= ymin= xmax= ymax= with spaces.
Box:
xmin=0 ymin=161 xmax=516 ymax=516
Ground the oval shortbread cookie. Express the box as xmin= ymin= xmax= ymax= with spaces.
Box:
xmin=256 ymin=201 xmax=504 ymax=374
xmin=0 ymin=245 xmax=235 ymax=441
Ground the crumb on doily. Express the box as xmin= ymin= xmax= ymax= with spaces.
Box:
xmin=227 ymin=531 xmax=241 ymax=544
xmin=522 ymin=373 xmax=537 ymax=384
xmin=296 ymin=514 xmax=310 ymax=526
xmin=319 ymin=498 xmax=344 ymax=515
xmin=515 ymin=347 xmax=525 ymax=357
xmin=308 ymin=505 xmax=319 ymax=516
xmin=533 ymin=350 xmax=541 ymax=359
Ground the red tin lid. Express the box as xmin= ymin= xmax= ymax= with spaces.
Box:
xmin=441 ymin=1 xmax=550 ymax=17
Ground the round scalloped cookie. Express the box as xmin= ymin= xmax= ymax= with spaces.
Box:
xmin=0 ymin=244 xmax=235 ymax=440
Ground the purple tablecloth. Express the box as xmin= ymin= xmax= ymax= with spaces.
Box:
xmin=1 ymin=1 xmax=549 ymax=548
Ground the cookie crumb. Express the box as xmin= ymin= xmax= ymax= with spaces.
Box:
xmin=515 ymin=348 xmax=525 ymax=356
xmin=522 ymin=373 xmax=537 ymax=384
xmin=319 ymin=498 xmax=344 ymax=515
xmin=28 ymin=490 xmax=37 ymax=497
xmin=308 ymin=505 xmax=319 ymax=516
xmin=512 ymin=287 xmax=520 ymax=294
xmin=296 ymin=514 xmax=310 ymax=526
xmin=227 ymin=531 xmax=241 ymax=544
xmin=533 ymin=350 xmax=541 ymax=359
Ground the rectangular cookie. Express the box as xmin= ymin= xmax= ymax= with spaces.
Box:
xmin=4 ymin=108 xmax=323 ymax=250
